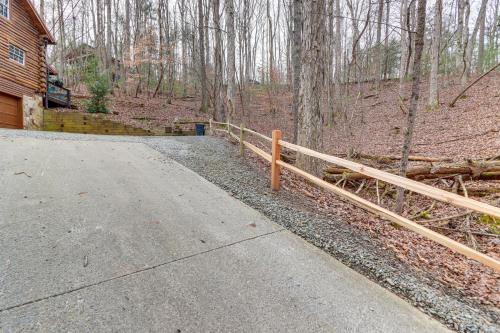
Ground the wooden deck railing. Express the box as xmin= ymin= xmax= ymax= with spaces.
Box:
xmin=209 ymin=119 xmax=500 ymax=272
xmin=47 ymin=82 xmax=71 ymax=107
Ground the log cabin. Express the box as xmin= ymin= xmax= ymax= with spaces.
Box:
xmin=0 ymin=0 xmax=55 ymax=129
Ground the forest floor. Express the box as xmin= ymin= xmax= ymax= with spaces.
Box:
xmin=65 ymin=73 xmax=500 ymax=308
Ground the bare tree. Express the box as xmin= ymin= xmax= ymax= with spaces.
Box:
xmin=428 ymin=0 xmax=442 ymax=110
xmin=463 ymin=0 xmax=488 ymax=83
xmin=198 ymin=0 xmax=208 ymax=112
xmin=396 ymin=0 xmax=428 ymax=213
xmin=291 ymin=0 xmax=302 ymax=143
xmin=226 ymin=0 xmax=236 ymax=121
xmin=398 ymin=0 xmax=409 ymax=96
xmin=375 ymin=0 xmax=384 ymax=89
xmin=212 ymin=0 xmax=224 ymax=120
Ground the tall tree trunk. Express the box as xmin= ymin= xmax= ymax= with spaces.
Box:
xmin=291 ymin=0 xmax=302 ymax=144
xmin=106 ymin=0 xmax=112 ymax=71
xmin=198 ymin=0 xmax=208 ymax=112
xmin=398 ymin=0 xmax=409 ymax=96
xmin=477 ymin=1 xmax=486 ymax=72
xmin=266 ymin=0 xmax=274 ymax=83
xmin=180 ymin=0 xmax=188 ymax=96
xmin=456 ymin=0 xmax=465 ymax=70
xmin=463 ymin=0 xmax=488 ymax=83
xmin=296 ymin=0 xmax=325 ymax=175
xmin=375 ymin=0 xmax=384 ymax=89
xmin=326 ymin=0 xmax=334 ymax=125
xmin=428 ymin=0 xmax=442 ymax=110
xmin=383 ymin=1 xmax=390 ymax=79
xmin=96 ymin=0 xmax=105 ymax=68
xmin=212 ymin=0 xmax=224 ymax=120
xmin=153 ymin=0 xmax=165 ymax=98
xmin=225 ymin=0 xmax=236 ymax=122
xmin=57 ymin=0 xmax=65 ymax=82
xmin=123 ymin=0 xmax=130 ymax=94
xmin=334 ymin=0 xmax=342 ymax=120
xmin=396 ymin=0 xmax=428 ymax=213
xmin=243 ymin=0 xmax=252 ymax=82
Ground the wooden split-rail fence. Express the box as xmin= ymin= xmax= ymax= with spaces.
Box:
xmin=209 ymin=119 xmax=500 ymax=272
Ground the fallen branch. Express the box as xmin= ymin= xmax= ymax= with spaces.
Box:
xmin=429 ymin=226 xmax=499 ymax=238
xmin=354 ymin=152 xmax=451 ymax=164
xmin=416 ymin=129 xmax=499 ymax=146
xmin=449 ymin=62 xmax=500 ymax=107
xmin=419 ymin=211 xmax=472 ymax=224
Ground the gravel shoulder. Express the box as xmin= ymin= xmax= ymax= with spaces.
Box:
xmin=1 ymin=129 xmax=498 ymax=333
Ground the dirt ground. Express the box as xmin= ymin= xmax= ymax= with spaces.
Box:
xmin=67 ymin=73 xmax=500 ymax=307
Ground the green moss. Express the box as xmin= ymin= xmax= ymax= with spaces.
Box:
xmin=478 ymin=214 xmax=500 ymax=235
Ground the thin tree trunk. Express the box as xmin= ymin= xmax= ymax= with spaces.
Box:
xmin=326 ymin=0 xmax=334 ymax=125
xmin=456 ymin=0 xmax=465 ymax=70
xmin=225 ymin=0 xmax=236 ymax=122
xmin=267 ymin=0 xmax=274 ymax=83
xmin=57 ymin=0 xmax=65 ymax=82
xmin=123 ymin=0 xmax=130 ymax=94
xmin=383 ymin=1 xmax=390 ymax=79
xmin=428 ymin=0 xmax=442 ymax=110
xmin=212 ymin=0 xmax=224 ymax=120
xmin=396 ymin=0 xmax=428 ymax=213
xmin=180 ymin=0 xmax=188 ymax=96
xmin=398 ymin=0 xmax=409 ymax=96
xmin=106 ymin=0 xmax=112 ymax=70
xmin=198 ymin=0 xmax=208 ymax=112
xmin=153 ymin=0 xmax=165 ymax=98
xmin=463 ymin=0 xmax=488 ymax=83
xmin=477 ymin=2 xmax=486 ymax=72
xmin=291 ymin=0 xmax=302 ymax=144
xmin=375 ymin=0 xmax=384 ymax=89
xmin=334 ymin=0 xmax=342 ymax=121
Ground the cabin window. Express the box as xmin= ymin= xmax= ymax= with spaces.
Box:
xmin=0 ymin=0 xmax=8 ymax=18
xmin=9 ymin=45 xmax=25 ymax=65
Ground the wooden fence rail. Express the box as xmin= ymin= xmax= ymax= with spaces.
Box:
xmin=209 ymin=120 xmax=500 ymax=271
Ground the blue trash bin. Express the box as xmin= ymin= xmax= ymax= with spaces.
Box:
xmin=195 ymin=123 xmax=205 ymax=136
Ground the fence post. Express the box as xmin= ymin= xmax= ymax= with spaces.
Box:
xmin=209 ymin=118 xmax=212 ymax=134
xmin=240 ymin=123 xmax=245 ymax=156
xmin=271 ymin=130 xmax=282 ymax=191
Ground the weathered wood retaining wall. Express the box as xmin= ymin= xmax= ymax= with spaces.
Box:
xmin=42 ymin=110 xmax=195 ymax=136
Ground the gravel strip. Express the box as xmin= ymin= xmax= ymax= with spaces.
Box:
xmin=1 ymin=129 xmax=498 ymax=332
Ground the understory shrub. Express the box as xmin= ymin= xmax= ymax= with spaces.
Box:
xmin=84 ymin=59 xmax=110 ymax=114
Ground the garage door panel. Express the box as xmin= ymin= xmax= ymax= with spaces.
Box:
xmin=0 ymin=98 xmax=18 ymax=107
xmin=0 ymin=93 xmax=22 ymax=129
xmin=0 ymin=103 xmax=19 ymax=116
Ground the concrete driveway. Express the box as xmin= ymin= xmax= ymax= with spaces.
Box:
xmin=0 ymin=135 xmax=449 ymax=332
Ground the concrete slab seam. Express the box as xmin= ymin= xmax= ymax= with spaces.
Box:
xmin=0 ymin=229 xmax=285 ymax=314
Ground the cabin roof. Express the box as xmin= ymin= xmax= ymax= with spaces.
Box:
xmin=20 ymin=0 xmax=56 ymax=44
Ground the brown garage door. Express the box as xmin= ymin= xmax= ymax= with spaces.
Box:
xmin=0 ymin=93 xmax=22 ymax=129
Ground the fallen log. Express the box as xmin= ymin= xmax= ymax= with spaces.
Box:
xmin=324 ymin=160 xmax=500 ymax=182
xmin=353 ymin=152 xmax=451 ymax=164
xmin=279 ymin=151 xmax=449 ymax=165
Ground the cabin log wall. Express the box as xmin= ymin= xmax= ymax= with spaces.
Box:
xmin=0 ymin=0 xmax=46 ymax=97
